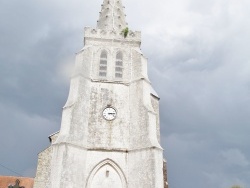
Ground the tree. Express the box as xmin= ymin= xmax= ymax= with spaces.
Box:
xmin=231 ymin=186 xmax=242 ymax=188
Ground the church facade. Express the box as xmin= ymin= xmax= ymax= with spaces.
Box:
xmin=33 ymin=0 xmax=168 ymax=187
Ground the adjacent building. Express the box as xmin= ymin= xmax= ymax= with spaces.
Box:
xmin=0 ymin=176 xmax=34 ymax=188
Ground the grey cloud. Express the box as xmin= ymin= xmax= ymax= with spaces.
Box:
xmin=143 ymin=0 xmax=250 ymax=187
xmin=220 ymin=149 xmax=249 ymax=167
xmin=0 ymin=102 xmax=58 ymax=177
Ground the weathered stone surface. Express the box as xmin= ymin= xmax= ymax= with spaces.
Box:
xmin=34 ymin=0 xmax=168 ymax=187
xmin=163 ymin=160 xmax=169 ymax=188
xmin=33 ymin=133 xmax=59 ymax=188
xmin=97 ymin=0 xmax=127 ymax=31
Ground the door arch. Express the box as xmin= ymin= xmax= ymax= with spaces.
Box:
xmin=86 ymin=159 xmax=127 ymax=188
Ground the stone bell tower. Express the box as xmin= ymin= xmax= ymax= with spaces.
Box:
xmin=33 ymin=0 xmax=168 ymax=187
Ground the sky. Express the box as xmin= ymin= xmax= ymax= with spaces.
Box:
xmin=0 ymin=0 xmax=250 ymax=188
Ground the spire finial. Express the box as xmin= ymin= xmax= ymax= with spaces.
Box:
xmin=97 ymin=0 xmax=128 ymax=31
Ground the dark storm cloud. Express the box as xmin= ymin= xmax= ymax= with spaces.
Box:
xmin=0 ymin=0 xmax=90 ymax=176
xmin=0 ymin=0 xmax=74 ymax=116
xmin=0 ymin=0 xmax=249 ymax=187
xmin=140 ymin=0 xmax=250 ymax=187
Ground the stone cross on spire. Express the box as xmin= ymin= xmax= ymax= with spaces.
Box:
xmin=97 ymin=0 xmax=128 ymax=31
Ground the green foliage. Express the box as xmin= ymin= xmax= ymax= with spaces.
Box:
xmin=231 ymin=186 xmax=242 ymax=188
xmin=121 ymin=27 xmax=129 ymax=38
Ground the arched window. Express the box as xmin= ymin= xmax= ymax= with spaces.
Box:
xmin=99 ymin=51 xmax=107 ymax=77
xmin=115 ymin=52 xmax=123 ymax=78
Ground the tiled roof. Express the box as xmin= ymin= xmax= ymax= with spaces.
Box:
xmin=0 ymin=176 xmax=33 ymax=188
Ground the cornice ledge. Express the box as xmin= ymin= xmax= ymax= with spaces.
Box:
xmin=52 ymin=142 xmax=163 ymax=152
xmin=91 ymin=78 xmax=130 ymax=86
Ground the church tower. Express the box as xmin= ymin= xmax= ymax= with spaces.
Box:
xmin=34 ymin=0 xmax=168 ymax=187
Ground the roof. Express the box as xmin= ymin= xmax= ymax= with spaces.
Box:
xmin=150 ymin=86 xmax=160 ymax=99
xmin=0 ymin=176 xmax=34 ymax=188
xmin=97 ymin=0 xmax=127 ymax=30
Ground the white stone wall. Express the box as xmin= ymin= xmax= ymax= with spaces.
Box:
xmin=36 ymin=144 xmax=164 ymax=188
xmin=87 ymin=82 xmax=130 ymax=149
xmin=34 ymin=24 xmax=165 ymax=187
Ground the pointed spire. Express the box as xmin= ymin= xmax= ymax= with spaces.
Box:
xmin=97 ymin=0 xmax=128 ymax=31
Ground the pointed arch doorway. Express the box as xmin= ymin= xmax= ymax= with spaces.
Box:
xmin=86 ymin=159 xmax=127 ymax=188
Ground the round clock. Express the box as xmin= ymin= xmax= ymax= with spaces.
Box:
xmin=102 ymin=107 xmax=117 ymax=121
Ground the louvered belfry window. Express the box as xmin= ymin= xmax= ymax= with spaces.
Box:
xmin=99 ymin=51 xmax=107 ymax=77
xmin=115 ymin=52 xmax=123 ymax=78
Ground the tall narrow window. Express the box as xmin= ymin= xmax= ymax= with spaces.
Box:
xmin=115 ymin=52 xmax=123 ymax=78
xmin=99 ymin=51 xmax=107 ymax=77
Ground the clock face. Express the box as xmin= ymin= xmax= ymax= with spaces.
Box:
xmin=102 ymin=107 xmax=117 ymax=121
